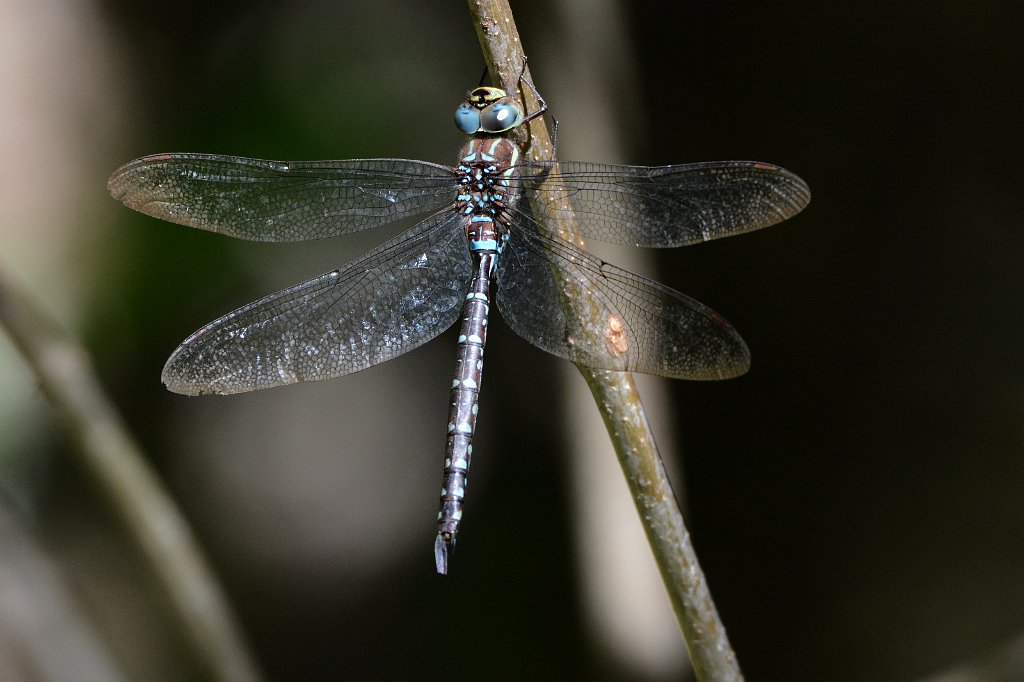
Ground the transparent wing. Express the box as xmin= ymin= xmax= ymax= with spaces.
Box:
xmin=495 ymin=214 xmax=749 ymax=380
xmin=108 ymin=153 xmax=459 ymax=242
xmin=163 ymin=210 xmax=471 ymax=395
xmin=513 ymin=160 xmax=809 ymax=247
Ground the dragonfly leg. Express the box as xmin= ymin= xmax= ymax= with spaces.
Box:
xmin=515 ymin=59 xmax=556 ymax=156
xmin=517 ymin=58 xmax=548 ymax=125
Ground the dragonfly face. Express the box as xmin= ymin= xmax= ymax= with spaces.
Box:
xmin=454 ymin=86 xmax=525 ymax=134
xmin=107 ymin=79 xmax=809 ymax=574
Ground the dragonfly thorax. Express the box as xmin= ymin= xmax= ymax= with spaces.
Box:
xmin=454 ymin=137 xmax=521 ymax=251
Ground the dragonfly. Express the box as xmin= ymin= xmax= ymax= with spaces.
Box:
xmin=108 ymin=77 xmax=809 ymax=574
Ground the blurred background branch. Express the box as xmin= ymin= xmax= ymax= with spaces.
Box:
xmin=0 ymin=266 xmax=260 ymax=681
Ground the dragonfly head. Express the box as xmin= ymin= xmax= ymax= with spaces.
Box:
xmin=454 ymin=86 xmax=525 ymax=135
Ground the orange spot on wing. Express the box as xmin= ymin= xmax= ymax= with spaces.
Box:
xmin=604 ymin=315 xmax=629 ymax=357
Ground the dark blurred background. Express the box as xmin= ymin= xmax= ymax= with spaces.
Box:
xmin=1 ymin=1 xmax=1022 ymax=680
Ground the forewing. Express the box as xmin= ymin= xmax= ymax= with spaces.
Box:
xmin=514 ymin=160 xmax=809 ymax=247
xmin=163 ymin=210 xmax=471 ymax=394
xmin=108 ymin=153 xmax=458 ymax=241
xmin=495 ymin=219 xmax=750 ymax=380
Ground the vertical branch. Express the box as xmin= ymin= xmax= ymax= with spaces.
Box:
xmin=465 ymin=1 xmax=744 ymax=679
xmin=0 ymin=267 xmax=261 ymax=682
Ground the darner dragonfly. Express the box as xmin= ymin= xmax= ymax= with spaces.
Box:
xmin=108 ymin=79 xmax=809 ymax=574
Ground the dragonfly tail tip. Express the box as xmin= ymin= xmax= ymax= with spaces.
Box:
xmin=434 ymin=533 xmax=454 ymax=575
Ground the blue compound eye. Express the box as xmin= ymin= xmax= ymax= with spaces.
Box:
xmin=479 ymin=99 xmax=524 ymax=133
xmin=454 ymin=102 xmax=481 ymax=134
